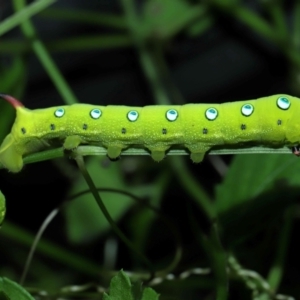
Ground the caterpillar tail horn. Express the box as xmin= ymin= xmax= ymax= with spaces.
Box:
xmin=0 ymin=94 xmax=25 ymax=172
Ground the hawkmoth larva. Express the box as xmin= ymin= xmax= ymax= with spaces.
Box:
xmin=0 ymin=93 xmax=300 ymax=173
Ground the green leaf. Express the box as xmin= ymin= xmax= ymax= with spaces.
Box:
xmin=141 ymin=287 xmax=160 ymax=300
xmin=215 ymin=154 xmax=300 ymax=214
xmin=0 ymin=277 xmax=34 ymax=300
xmin=141 ymin=0 xmax=206 ymax=40
xmin=65 ymin=159 xmax=136 ymax=243
xmin=131 ymin=281 xmax=143 ymax=300
xmin=103 ymin=270 xmax=133 ymax=300
xmin=103 ymin=270 xmax=159 ymax=300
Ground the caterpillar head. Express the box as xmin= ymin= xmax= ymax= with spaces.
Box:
xmin=0 ymin=94 xmax=28 ymax=172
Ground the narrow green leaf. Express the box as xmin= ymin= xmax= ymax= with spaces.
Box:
xmin=0 ymin=0 xmax=57 ymax=36
xmin=292 ymin=0 xmax=300 ymax=49
xmin=227 ymin=5 xmax=276 ymax=42
xmin=13 ymin=0 xmax=78 ymax=105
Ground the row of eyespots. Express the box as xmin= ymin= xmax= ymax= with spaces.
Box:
xmin=21 ymin=97 xmax=288 ymax=134
xmin=205 ymin=104 xmax=255 ymax=121
xmin=53 ymin=96 xmax=290 ymax=124
xmin=54 ymin=108 xmax=180 ymax=122
xmin=128 ymin=109 xmax=180 ymax=122
xmin=54 ymin=108 xmax=103 ymax=119
xmin=205 ymin=97 xmax=291 ymax=121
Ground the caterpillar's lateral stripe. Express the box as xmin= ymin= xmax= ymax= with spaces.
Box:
xmin=0 ymin=93 xmax=300 ymax=173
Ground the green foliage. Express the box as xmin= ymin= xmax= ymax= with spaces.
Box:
xmin=65 ymin=161 xmax=135 ymax=243
xmin=103 ymin=270 xmax=159 ymax=300
xmin=0 ymin=0 xmax=57 ymax=36
xmin=0 ymin=277 xmax=34 ymax=300
xmin=141 ymin=0 xmax=205 ymax=40
xmin=215 ymin=154 xmax=300 ymax=214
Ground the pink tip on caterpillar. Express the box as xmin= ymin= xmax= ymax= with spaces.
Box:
xmin=292 ymin=146 xmax=300 ymax=156
xmin=0 ymin=94 xmax=24 ymax=108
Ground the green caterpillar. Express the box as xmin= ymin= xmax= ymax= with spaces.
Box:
xmin=0 ymin=93 xmax=300 ymax=173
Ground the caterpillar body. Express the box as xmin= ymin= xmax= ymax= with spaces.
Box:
xmin=0 ymin=94 xmax=300 ymax=173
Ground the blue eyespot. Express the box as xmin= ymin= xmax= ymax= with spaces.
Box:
xmin=241 ymin=104 xmax=254 ymax=116
xmin=277 ymin=97 xmax=290 ymax=110
xmin=166 ymin=109 xmax=178 ymax=121
xmin=90 ymin=109 xmax=102 ymax=119
xmin=54 ymin=108 xmax=65 ymax=118
xmin=205 ymin=108 xmax=218 ymax=120
xmin=127 ymin=110 xmax=139 ymax=122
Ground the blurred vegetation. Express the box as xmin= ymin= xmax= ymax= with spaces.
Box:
xmin=0 ymin=0 xmax=300 ymax=299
